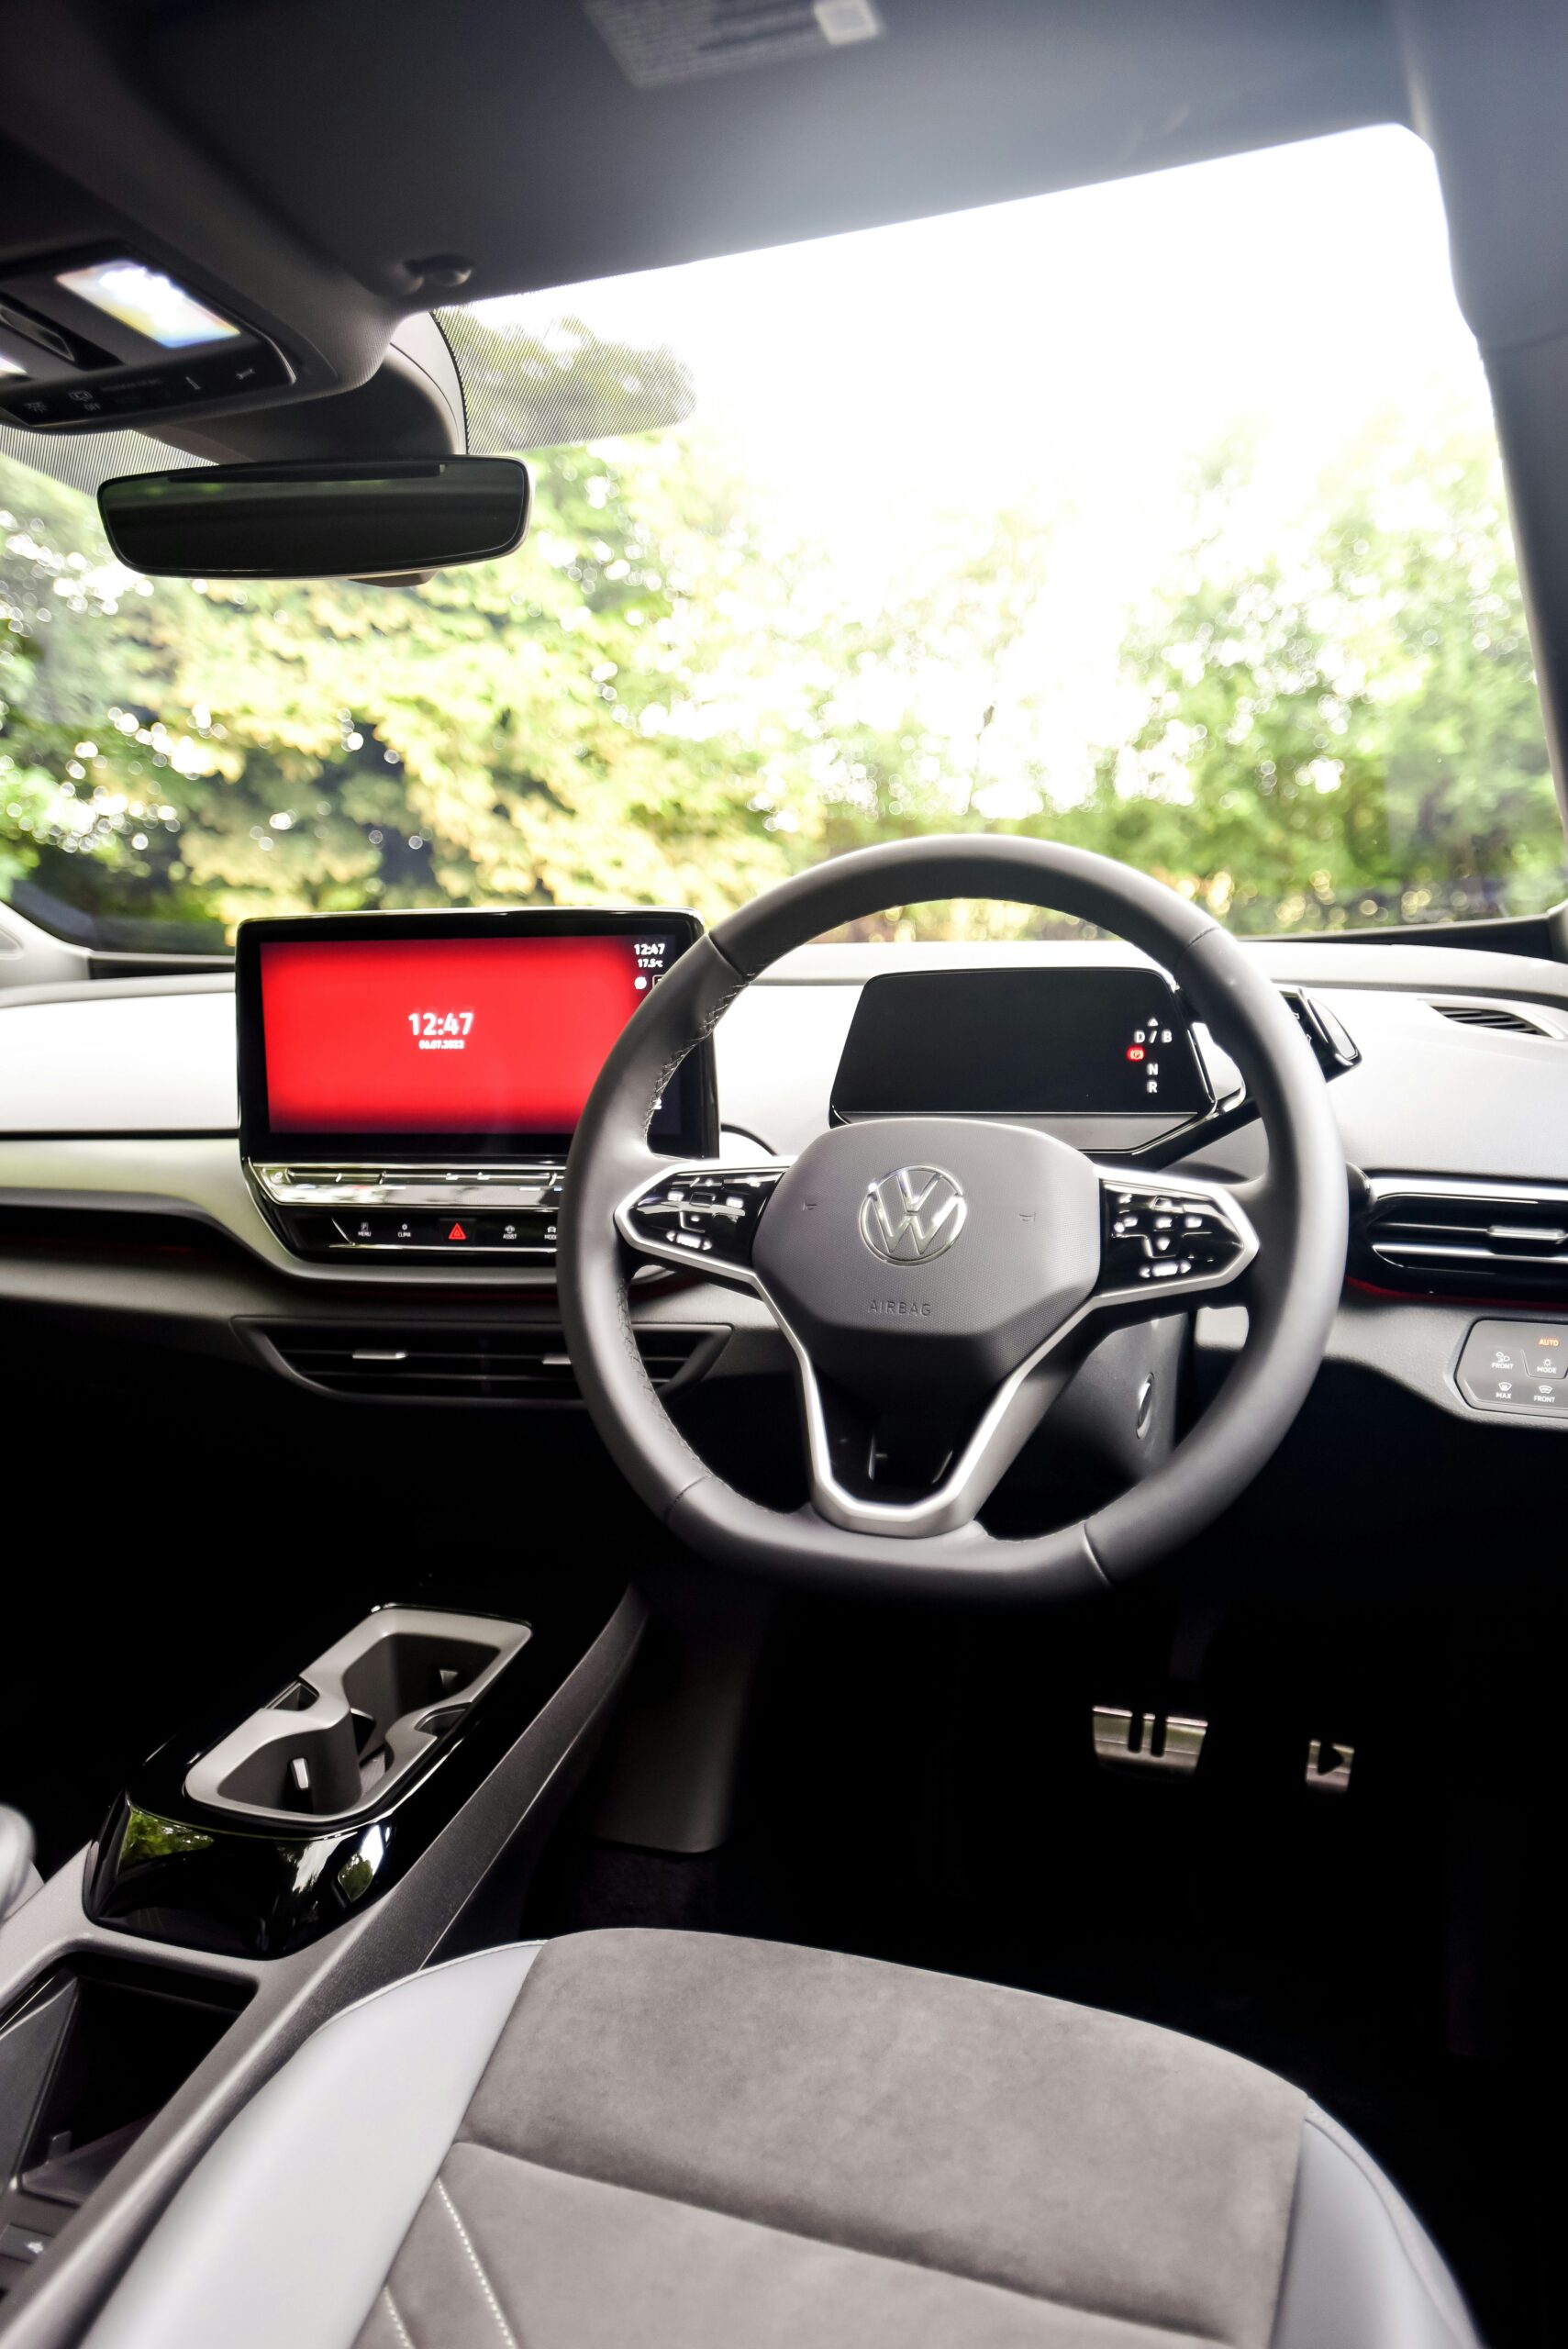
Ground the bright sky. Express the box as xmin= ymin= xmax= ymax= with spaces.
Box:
xmin=476 ymin=126 xmax=1496 ymax=808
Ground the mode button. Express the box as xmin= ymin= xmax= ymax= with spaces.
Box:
xmin=1522 ymin=1330 xmax=1567 ymax=1380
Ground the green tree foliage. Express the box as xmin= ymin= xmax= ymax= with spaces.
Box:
xmin=1 ymin=379 xmax=801 ymax=940
xmin=1 ymin=324 xmax=1562 ymax=944
xmin=1066 ymin=426 xmax=1562 ymax=931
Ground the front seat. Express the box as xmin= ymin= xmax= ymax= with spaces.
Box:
xmin=86 ymin=1930 xmax=1476 ymax=2349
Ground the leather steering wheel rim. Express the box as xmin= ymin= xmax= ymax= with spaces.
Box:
xmin=558 ymin=837 xmax=1348 ymax=1601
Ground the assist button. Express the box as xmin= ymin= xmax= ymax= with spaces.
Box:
xmin=485 ymin=1211 xmax=553 ymax=1249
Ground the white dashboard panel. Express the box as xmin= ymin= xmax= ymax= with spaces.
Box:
xmin=1 ymin=943 xmax=1567 ymax=1188
xmin=712 ymin=981 xmax=860 ymax=1156
xmin=0 ymin=985 xmax=239 ymax=1131
xmin=0 ymin=976 xmax=851 ymax=1150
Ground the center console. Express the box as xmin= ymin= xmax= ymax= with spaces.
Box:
xmin=84 ymin=1604 xmax=554 ymax=1958
xmin=236 ymin=907 xmax=717 ymax=1264
xmin=0 ymin=1574 xmax=643 ymax=2336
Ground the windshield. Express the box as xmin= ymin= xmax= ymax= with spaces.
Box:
xmin=2 ymin=125 xmax=1564 ymax=951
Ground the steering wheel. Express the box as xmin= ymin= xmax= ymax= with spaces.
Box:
xmin=559 ymin=838 xmax=1347 ymax=1600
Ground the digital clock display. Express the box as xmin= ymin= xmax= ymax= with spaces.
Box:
xmin=408 ymin=1009 xmax=476 ymax=1046
xmin=256 ymin=930 xmax=675 ymax=1140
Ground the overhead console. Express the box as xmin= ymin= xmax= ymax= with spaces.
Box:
xmin=0 ymin=136 xmax=466 ymax=463
xmin=0 ymin=250 xmax=295 ymax=431
xmin=238 ymin=907 xmax=717 ymax=1266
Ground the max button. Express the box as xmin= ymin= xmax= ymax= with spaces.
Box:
xmin=1467 ymin=1372 xmax=1564 ymax=1411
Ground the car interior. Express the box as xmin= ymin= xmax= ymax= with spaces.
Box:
xmin=1 ymin=2 xmax=1566 ymax=2343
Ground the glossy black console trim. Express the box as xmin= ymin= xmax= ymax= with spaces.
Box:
xmin=85 ymin=1583 xmax=624 ymax=1958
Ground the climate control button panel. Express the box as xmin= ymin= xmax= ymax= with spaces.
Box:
xmin=250 ymin=1163 xmax=562 ymax=1262
xmin=1456 ymin=1318 xmax=1568 ymax=1419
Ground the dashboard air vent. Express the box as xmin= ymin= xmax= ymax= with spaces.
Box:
xmin=1429 ymin=1001 xmax=1556 ymax=1037
xmin=254 ymin=1323 xmax=719 ymax=1401
xmin=1361 ymin=1186 xmax=1568 ymax=1297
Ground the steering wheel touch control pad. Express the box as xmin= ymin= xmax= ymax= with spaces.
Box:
xmin=752 ymin=1119 xmax=1101 ymax=1411
xmin=1097 ymin=1177 xmax=1256 ymax=1297
xmin=621 ymin=1165 xmax=784 ymax=1273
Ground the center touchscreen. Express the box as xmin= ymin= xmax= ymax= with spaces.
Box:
xmin=237 ymin=909 xmax=713 ymax=1161
xmin=261 ymin=934 xmax=656 ymax=1138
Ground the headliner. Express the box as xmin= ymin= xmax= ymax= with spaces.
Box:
xmin=34 ymin=0 xmax=1407 ymax=308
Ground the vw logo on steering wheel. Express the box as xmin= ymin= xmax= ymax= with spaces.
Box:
xmin=859 ymin=1165 xmax=968 ymax=1264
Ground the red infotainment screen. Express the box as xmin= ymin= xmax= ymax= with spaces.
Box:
xmin=238 ymin=912 xmax=711 ymax=1157
xmin=261 ymin=934 xmax=647 ymax=1136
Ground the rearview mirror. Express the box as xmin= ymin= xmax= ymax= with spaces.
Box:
xmin=97 ymin=456 xmax=530 ymax=582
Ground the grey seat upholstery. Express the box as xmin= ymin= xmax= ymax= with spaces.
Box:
xmin=0 ymin=1806 xmax=39 ymax=1922
xmin=85 ymin=1930 xmax=1478 ymax=2349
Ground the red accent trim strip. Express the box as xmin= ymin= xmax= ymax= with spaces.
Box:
xmin=1346 ymin=1274 xmax=1568 ymax=1313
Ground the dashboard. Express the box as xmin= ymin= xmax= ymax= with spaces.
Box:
xmin=1 ymin=924 xmax=1568 ymax=1452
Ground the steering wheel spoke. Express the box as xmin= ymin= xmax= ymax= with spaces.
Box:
xmin=784 ymin=1318 xmax=1077 ymax=1540
xmin=616 ymin=1158 xmax=788 ymax=1288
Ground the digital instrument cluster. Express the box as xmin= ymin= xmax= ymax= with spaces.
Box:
xmin=830 ymin=967 xmax=1213 ymax=1124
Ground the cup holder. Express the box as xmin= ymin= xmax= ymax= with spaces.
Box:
xmin=183 ymin=1609 xmax=531 ymax=1825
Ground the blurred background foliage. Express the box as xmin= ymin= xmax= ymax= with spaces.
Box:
xmin=1 ymin=321 xmax=1562 ymax=948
